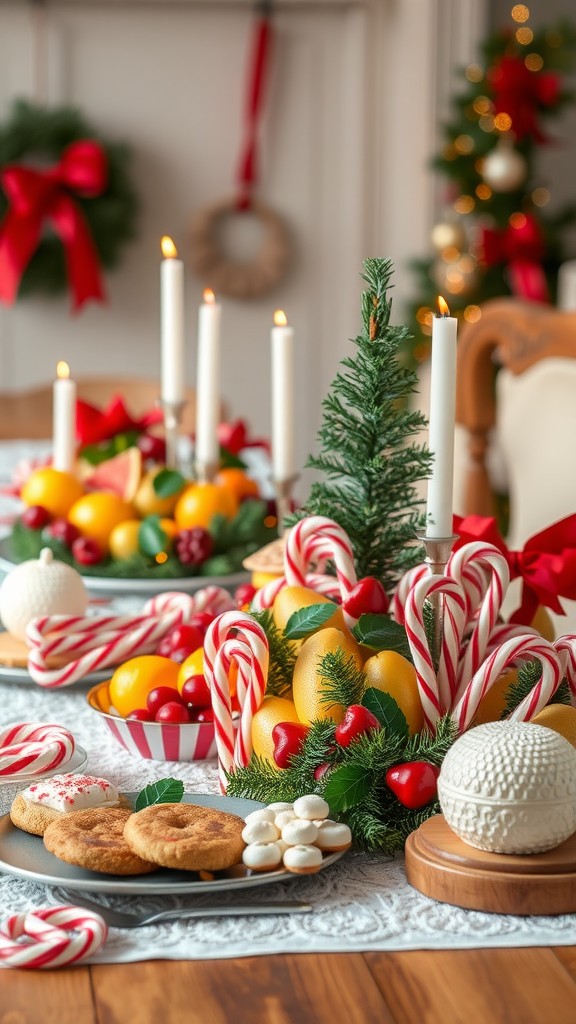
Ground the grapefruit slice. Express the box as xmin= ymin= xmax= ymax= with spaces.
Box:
xmin=80 ymin=447 xmax=142 ymax=502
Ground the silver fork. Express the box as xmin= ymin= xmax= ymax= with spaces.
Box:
xmin=57 ymin=891 xmax=313 ymax=929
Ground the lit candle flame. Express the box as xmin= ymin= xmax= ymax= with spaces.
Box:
xmin=274 ymin=310 xmax=288 ymax=327
xmin=437 ymin=295 xmax=450 ymax=317
xmin=56 ymin=361 xmax=70 ymax=380
xmin=203 ymin=288 xmax=215 ymax=305
xmin=161 ymin=236 xmax=178 ymax=259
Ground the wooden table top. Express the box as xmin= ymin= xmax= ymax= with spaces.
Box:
xmin=4 ymin=946 xmax=576 ymax=1022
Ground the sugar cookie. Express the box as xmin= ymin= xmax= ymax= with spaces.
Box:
xmin=283 ymin=844 xmax=323 ymax=874
xmin=10 ymin=774 xmax=123 ymax=837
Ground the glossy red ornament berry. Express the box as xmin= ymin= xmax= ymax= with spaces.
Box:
xmin=234 ymin=583 xmax=257 ymax=608
xmin=146 ymin=686 xmax=184 ymax=716
xmin=167 ymin=624 xmax=204 ymax=655
xmin=46 ymin=518 xmax=81 ymax=548
xmin=272 ymin=722 xmax=310 ymax=769
xmin=334 ymin=705 xmax=381 ymax=747
xmin=313 ymin=762 xmax=332 ymax=782
xmin=155 ymin=702 xmax=191 ymax=724
xmin=385 ymin=761 xmax=440 ymax=809
xmin=191 ymin=707 xmax=215 ymax=723
xmin=127 ymin=708 xmax=154 ymax=722
xmin=342 ymin=576 xmax=389 ymax=620
xmin=22 ymin=505 xmax=51 ymax=530
xmin=188 ymin=612 xmax=215 ymax=636
xmin=175 ymin=528 xmax=214 ymax=566
xmin=180 ymin=674 xmax=212 ymax=708
xmin=71 ymin=537 xmax=103 ymax=565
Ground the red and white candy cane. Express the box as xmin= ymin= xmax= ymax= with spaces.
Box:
xmin=554 ymin=636 xmax=576 ymax=704
xmin=285 ymin=516 xmax=357 ymax=598
xmin=403 ymin=574 xmax=467 ymax=728
xmin=0 ymin=906 xmax=107 ymax=969
xmin=447 ymin=542 xmax=510 ymax=692
xmin=0 ymin=722 xmax=75 ymax=776
xmin=204 ymin=612 xmax=269 ymax=792
xmin=389 ymin=564 xmax=428 ymax=626
xmin=452 ymin=634 xmax=563 ymax=733
xmin=144 ymin=587 xmax=235 ymax=619
xmin=250 ymin=571 xmax=341 ymax=611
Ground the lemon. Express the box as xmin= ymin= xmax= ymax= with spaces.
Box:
xmin=472 ymin=669 xmax=518 ymax=726
xmin=109 ymin=655 xmax=180 ymax=717
xmin=531 ymin=704 xmax=576 ymax=747
xmin=109 ymin=519 xmax=141 ymax=560
xmin=133 ymin=468 xmax=184 ymax=519
xmin=272 ymin=586 xmax=345 ymax=635
xmin=363 ymin=650 xmax=423 ymax=736
xmin=67 ymin=492 xmax=135 ymax=555
xmin=251 ymin=695 xmax=301 ymax=765
xmin=292 ymin=627 xmax=363 ymax=726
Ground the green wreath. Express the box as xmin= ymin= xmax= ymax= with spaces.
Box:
xmin=0 ymin=99 xmax=138 ymax=298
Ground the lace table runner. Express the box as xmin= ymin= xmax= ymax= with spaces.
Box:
xmin=2 ymin=674 xmax=576 ymax=962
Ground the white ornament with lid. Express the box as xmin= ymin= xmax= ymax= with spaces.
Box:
xmin=0 ymin=548 xmax=88 ymax=639
xmin=438 ymin=721 xmax=576 ymax=854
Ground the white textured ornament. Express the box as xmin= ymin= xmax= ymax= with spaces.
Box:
xmin=0 ymin=549 xmax=88 ymax=640
xmin=481 ymin=141 xmax=527 ymax=192
xmin=438 ymin=721 xmax=576 ymax=854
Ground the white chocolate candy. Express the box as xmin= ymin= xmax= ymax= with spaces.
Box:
xmin=22 ymin=774 xmax=119 ymax=814
xmin=275 ymin=810 xmax=297 ymax=830
xmin=274 ymin=838 xmax=290 ymax=857
xmin=244 ymin=808 xmax=276 ymax=826
xmin=267 ymin=802 xmax=293 ymax=813
xmin=293 ymin=794 xmax=330 ymax=821
xmin=242 ymin=842 xmax=283 ymax=872
xmin=315 ymin=819 xmax=352 ymax=851
xmin=241 ymin=820 xmax=280 ymax=845
xmin=283 ymin=844 xmax=323 ymax=874
xmin=281 ymin=818 xmax=319 ymax=846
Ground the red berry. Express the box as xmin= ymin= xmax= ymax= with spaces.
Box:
xmin=385 ymin=761 xmax=440 ymax=809
xmin=188 ymin=612 xmax=215 ymax=636
xmin=146 ymin=686 xmax=184 ymax=716
xmin=313 ymin=762 xmax=332 ymax=782
xmin=155 ymin=702 xmax=191 ymax=724
xmin=137 ymin=433 xmax=166 ymax=464
xmin=155 ymin=637 xmax=174 ymax=658
xmin=45 ymin=518 xmax=81 ymax=548
xmin=167 ymin=624 xmax=204 ymax=655
xmin=181 ymin=674 xmax=211 ymax=708
xmin=127 ymin=708 xmax=154 ymax=722
xmin=175 ymin=528 xmax=214 ymax=566
xmin=22 ymin=505 xmax=51 ymax=530
xmin=234 ymin=583 xmax=257 ymax=608
xmin=72 ymin=537 xmax=103 ymax=566
xmin=272 ymin=722 xmax=310 ymax=769
xmin=334 ymin=705 xmax=382 ymax=747
xmin=191 ymin=707 xmax=214 ymax=723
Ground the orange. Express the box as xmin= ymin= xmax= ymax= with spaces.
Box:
xmin=472 ymin=668 xmax=518 ymax=726
xmin=21 ymin=467 xmax=84 ymax=519
xmin=67 ymin=492 xmax=135 ymax=555
xmin=531 ymin=703 xmax=576 ymax=747
xmin=292 ymin=627 xmax=364 ymax=726
xmin=251 ymin=695 xmax=301 ymax=766
xmin=216 ymin=467 xmax=259 ymax=502
xmin=174 ymin=482 xmax=238 ymax=531
xmin=177 ymin=648 xmax=237 ymax=697
xmin=363 ymin=650 xmax=423 ymax=736
xmin=133 ymin=468 xmax=184 ymax=518
xmin=108 ymin=519 xmax=141 ymax=560
xmin=159 ymin=518 xmax=178 ymax=540
xmin=109 ymin=655 xmax=180 ymax=717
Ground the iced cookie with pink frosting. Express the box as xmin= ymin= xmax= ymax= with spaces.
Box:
xmin=10 ymin=773 xmax=125 ymax=836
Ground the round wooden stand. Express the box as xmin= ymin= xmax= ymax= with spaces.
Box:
xmin=405 ymin=814 xmax=576 ymax=915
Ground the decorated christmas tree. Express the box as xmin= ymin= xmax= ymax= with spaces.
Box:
xmin=406 ymin=10 xmax=576 ymax=369
xmin=292 ymin=257 xmax=433 ymax=592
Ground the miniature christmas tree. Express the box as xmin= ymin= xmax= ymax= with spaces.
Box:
xmin=293 ymin=257 xmax=432 ymax=592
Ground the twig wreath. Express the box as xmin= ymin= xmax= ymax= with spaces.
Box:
xmin=0 ymin=100 xmax=138 ymax=310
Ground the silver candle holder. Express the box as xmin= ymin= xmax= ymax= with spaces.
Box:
xmin=417 ymin=533 xmax=458 ymax=669
xmin=194 ymin=458 xmax=219 ymax=484
xmin=157 ymin=398 xmax=187 ymax=470
xmin=273 ymin=474 xmax=299 ymax=537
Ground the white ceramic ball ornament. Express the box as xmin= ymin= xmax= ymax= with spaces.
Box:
xmin=438 ymin=721 xmax=576 ymax=854
xmin=0 ymin=548 xmax=88 ymax=639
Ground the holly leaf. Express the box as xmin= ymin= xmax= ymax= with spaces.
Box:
xmin=352 ymin=614 xmax=412 ymax=661
xmin=284 ymin=603 xmax=338 ymax=639
xmin=134 ymin=778 xmax=185 ymax=811
xmin=138 ymin=514 xmax=168 ymax=556
xmin=219 ymin=445 xmax=247 ymax=469
xmin=153 ymin=468 xmax=185 ymax=497
xmin=323 ymin=764 xmax=371 ymax=812
xmin=362 ymin=687 xmax=409 ymax=741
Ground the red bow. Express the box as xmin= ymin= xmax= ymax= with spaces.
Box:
xmin=480 ymin=212 xmax=549 ymax=302
xmin=76 ymin=396 xmax=163 ymax=446
xmin=453 ymin=514 xmax=576 ymax=624
xmin=0 ymin=140 xmax=107 ymax=311
xmin=488 ymin=55 xmax=560 ymax=142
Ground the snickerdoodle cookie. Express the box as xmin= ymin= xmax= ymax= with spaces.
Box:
xmin=43 ymin=806 xmax=157 ymax=875
xmin=123 ymin=803 xmax=246 ymax=871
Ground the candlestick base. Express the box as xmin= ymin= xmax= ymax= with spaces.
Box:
xmin=195 ymin=460 xmax=219 ymax=484
xmin=273 ymin=474 xmax=299 ymax=537
xmin=157 ymin=399 xmax=187 ymax=470
xmin=417 ymin=534 xmax=458 ymax=670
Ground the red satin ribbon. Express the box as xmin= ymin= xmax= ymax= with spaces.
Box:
xmin=453 ymin=514 xmax=576 ymax=624
xmin=480 ymin=213 xmax=549 ymax=302
xmin=488 ymin=54 xmax=560 ymax=142
xmin=76 ymin=396 xmax=162 ymax=447
xmin=0 ymin=140 xmax=108 ymax=311
xmin=236 ymin=8 xmax=273 ymax=210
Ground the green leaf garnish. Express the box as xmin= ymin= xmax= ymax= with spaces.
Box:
xmin=138 ymin=514 xmax=169 ymax=556
xmin=362 ymin=687 xmax=409 ymax=740
xmin=134 ymin=778 xmax=185 ymax=811
xmin=352 ymin=614 xmax=412 ymax=661
xmin=219 ymin=445 xmax=247 ymax=469
xmin=153 ymin=468 xmax=185 ymax=497
xmin=284 ymin=603 xmax=337 ymax=639
xmin=323 ymin=764 xmax=370 ymax=812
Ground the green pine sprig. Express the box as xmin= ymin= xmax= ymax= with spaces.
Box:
xmin=316 ymin=649 xmax=366 ymax=710
xmin=503 ymin=658 xmax=572 ymax=718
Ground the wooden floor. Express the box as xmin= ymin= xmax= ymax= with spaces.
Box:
xmin=4 ymin=947 xmax=576 ymax=1023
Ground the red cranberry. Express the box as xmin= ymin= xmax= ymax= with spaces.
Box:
xmin=127 ymin=708 xmax=154 ymax=722
xmin=181 ymin=674 xmax=211 ymax=708
xmin=155 ymin=637 xmax=174 ymax=658
xmin=175 ymin=528 xmax=214 ymax=567
xmin=45 ymin=518 xmax=82 ymax=548
xmin=22 ymin=505 xmax=51 ymax=530
xmin=188 ymin=612 xmax=215 ymax=636
xmin=137 ymin=433 xmax=166 ymax=464
xmin=71 ymin=537 xmax=103 ymax=565
xmin=146 ymin=686 xmax=184 ymax=716
xmin=191 ymin=707 xmax=215 ymax=723
xmin=234 ymin=583 xmax=257 ymax=608
xmin=166 ymin=624 xmax=204 ymax=655
xmin=155 ymin=702 xmax=191 ymax=724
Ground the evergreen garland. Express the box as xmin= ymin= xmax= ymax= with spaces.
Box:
xmin=292 ymin=258 xmax=432 ymax=591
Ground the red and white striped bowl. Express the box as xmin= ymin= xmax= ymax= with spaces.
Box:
xmin=86 ymin=682 xmax=218 ymax=763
